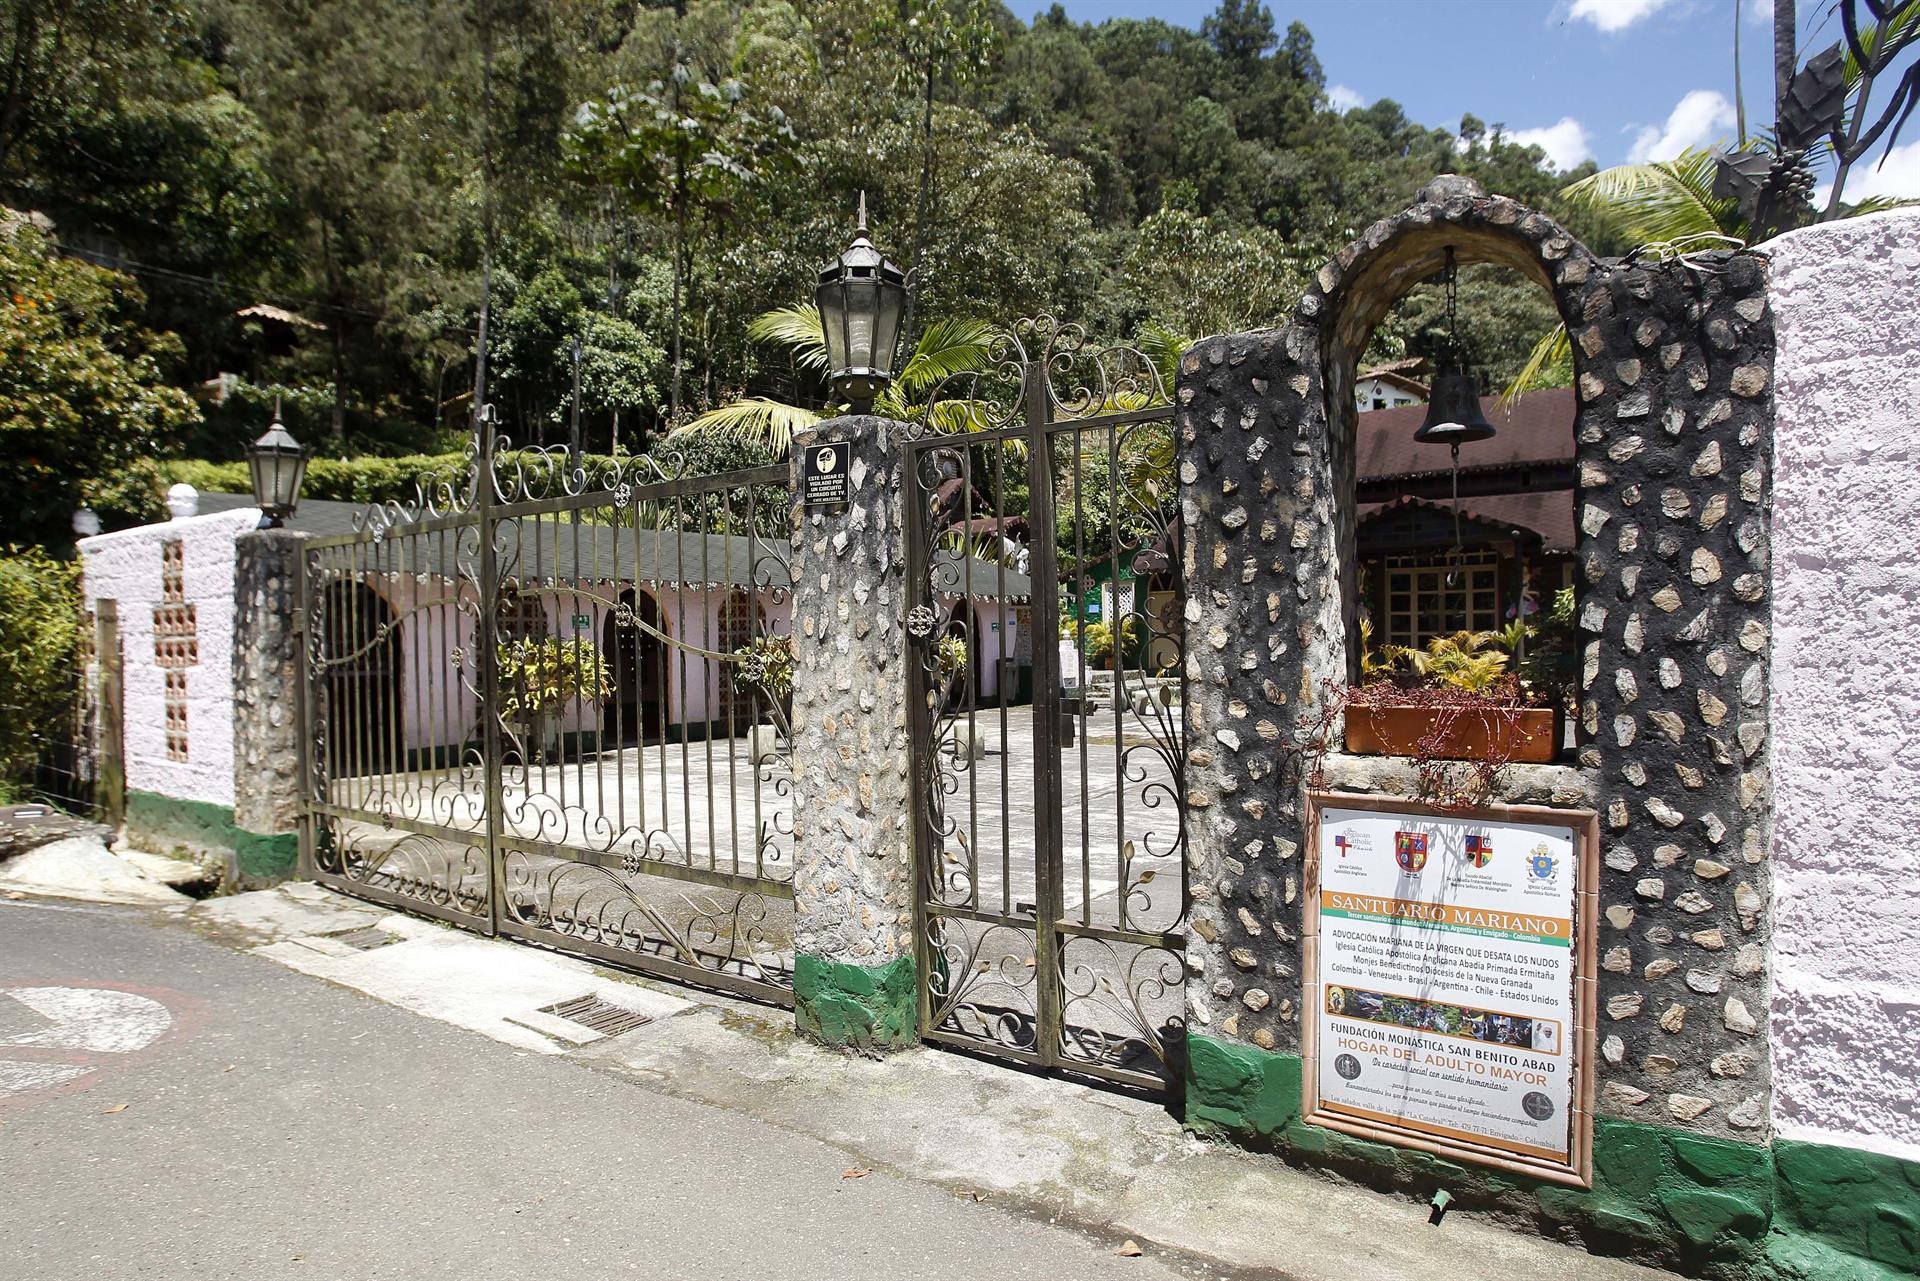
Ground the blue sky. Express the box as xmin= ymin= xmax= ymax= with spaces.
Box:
xmin=1044 ymin=0 xmax=1920 ymax=201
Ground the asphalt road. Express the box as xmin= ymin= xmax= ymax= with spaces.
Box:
xmin=0 ymin=897 xmax=1192 ymax=1281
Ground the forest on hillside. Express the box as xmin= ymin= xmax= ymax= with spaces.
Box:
xmin=0 ymin=0 xmax=1620 ymax=542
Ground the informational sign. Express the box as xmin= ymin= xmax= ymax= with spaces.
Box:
xmin=801 ymin=440 xmax=851 ymax=508
xmin=1305 ymin=793 xmax=1596 ymax=1185
xmin=570 ymin=613 xmax=592 ymax=633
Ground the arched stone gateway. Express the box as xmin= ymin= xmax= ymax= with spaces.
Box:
xmin=1177 ymin=176 xmax=1781 ymax=1261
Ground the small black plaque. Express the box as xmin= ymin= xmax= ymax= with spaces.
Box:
xmin=802 ymin=440 xmax=852 ymax=508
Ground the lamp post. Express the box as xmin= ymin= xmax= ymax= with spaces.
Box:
xmin=248 ymin=400 xmax=308 ymax=529
xmin=815 ymin=193 xmax=907 ymax=414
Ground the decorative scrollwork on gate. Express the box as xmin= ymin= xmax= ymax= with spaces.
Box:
xmin=301 ymin=407 xmax=798 ymax=1005
xmin=904 ymin=321 xmax=1189 ymax=1091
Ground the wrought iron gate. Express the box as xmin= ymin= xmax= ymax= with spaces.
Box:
xmin=904 ymin=320 xmax=1189 ymax=1091
xmin=300 ymin=412 xmax=797 ymax=1004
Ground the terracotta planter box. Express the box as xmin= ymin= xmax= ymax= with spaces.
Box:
xmin=1344 ymin=703 xmax=1559 ymax=764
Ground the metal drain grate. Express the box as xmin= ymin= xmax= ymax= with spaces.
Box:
xmin=539 ymin=994 xmax=654 ymax=1037
xmin=327 ymin=926 xmax=401 ymax=951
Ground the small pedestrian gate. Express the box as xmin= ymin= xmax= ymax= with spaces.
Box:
xmin=299 ymin=414 xmax=797 ymax=1004
xmin=903 ymin=320 xmax=1190 ymax=1091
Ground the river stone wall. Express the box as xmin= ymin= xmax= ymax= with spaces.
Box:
xmin=231 ymin=528 xmax=305 ymax=880
xmin=1176 ymin=177 xmax=1776 ymax=1143
xmin=787 ymin=416 xmax=918 ymax=1050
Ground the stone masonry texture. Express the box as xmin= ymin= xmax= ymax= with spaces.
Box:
xmin=1175 ymin=177 xmax=1775 ymax=1143
xmin=232 ymin=529 xmax=306 ymax=862
xmin=787 ymin=416 xmax=917 ymax=1046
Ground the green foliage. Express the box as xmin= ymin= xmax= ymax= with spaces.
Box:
xmin=0 ymin=221 xmax=199 ymax=545
xmin=0 ymin=545 xmax=82 ymax=786
xmin=154 ymin=452 xmax=470 ymax=507
xmin=731 ymin=633 xmax=795 ymax=702
xmin=683 ymin=304 xmax=998 ymax=449
xmin=1560 ymin=147 xmax=1746 ymax=246
xmin=80 ymin=456 xmax=168 ymax=530
xmin=497 ymin=636 xmax=612 ymax=721
xmin=936 ymin=631 xmax=968 ymax=682
xmin=0 ymin=0 xmax=1611 ymax=488
xmin=1517 ymin=585 xmax=1577 ymax=697
xmin=1364 ymin=626 xmax=1518 ymax=695
xmin=1078 ymin=615 xmax=1142 ymax=666
xmin=1407 ymin=630 xmax=1512 ymax=694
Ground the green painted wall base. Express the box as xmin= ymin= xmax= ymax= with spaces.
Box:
xmin=125 ymin=790 xmax=298 ymax=884
xmin=1183 ymin=1033 xmax=1919 ymax=1280
xmin=793 ymin=953 xmax=916 ymax=1053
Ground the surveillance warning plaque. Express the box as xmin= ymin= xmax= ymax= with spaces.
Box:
xmin=1304 ymin=792 xmax=1597 ymax=1186
xmin=801 ymin=440 xmax=851 ymax=508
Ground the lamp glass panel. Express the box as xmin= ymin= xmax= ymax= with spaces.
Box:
xmin=818 ymin=282 xmax=850 ymax=371
xmin=285 ymin=452 xmax=307 ymax=512
xmin=844 ymin=280 xmax=876 ymax=369
xmin=249 ymin=451 xmax=274 ymax=511
xmin=872 ymin=283 xmax=905 ymax=378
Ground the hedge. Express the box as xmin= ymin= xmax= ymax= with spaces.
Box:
xmin=131 ymin=432 xmax=782 ymax=511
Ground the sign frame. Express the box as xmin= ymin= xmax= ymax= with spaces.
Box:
xmin=800 ymin=440 xmax=852 ymax=509
xmin=1302 ymin=790 xmax=1599 ymax=1188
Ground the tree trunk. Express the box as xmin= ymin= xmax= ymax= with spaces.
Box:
xmin=1734 ymin=0 xmax=1746 ymax=145
xmin=900 ymin=59 xmax=936 ymax=354
xmin=1774 ymin=0 xmax=1796 ymax=124
xmin=670 ymin=166 xmax=685 ymax=426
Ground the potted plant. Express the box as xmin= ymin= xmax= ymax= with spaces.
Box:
xmin=730 ymin=634 xmax=795 ymax=764
xmin=1343 ymin=626 xmax=1560 ymax=766
xmin=498 ymin=636 xmax=613 ymax=763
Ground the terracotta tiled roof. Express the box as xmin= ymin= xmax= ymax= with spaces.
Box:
xmin=1358 ymin=490 xmax=1576 ymax=553
xmin=1357 ymin=387 xmax=1574 ymax=481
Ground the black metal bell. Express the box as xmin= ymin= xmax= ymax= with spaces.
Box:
xmin=1414 ymin=367 xmax=1497 ymax=448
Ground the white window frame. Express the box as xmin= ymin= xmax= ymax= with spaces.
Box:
xmin=1382 ymin=550 xmax=1501 ymax=650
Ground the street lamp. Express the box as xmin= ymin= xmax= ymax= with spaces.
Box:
xmin=815 ymin=193 xmax=907 ymax=414
xmin=248 ymin=400 xmax=308 ymax=529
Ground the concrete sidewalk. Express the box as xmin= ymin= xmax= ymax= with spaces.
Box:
xmin=181 ymin=883 xmax=1675 ymax=1281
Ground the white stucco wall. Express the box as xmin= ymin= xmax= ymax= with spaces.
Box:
xmin=1766 ymin=208 xmax=1920 ymax=1163
xmin=78 ymin=508 xmax=259 ymax=809
xmin=343 ymin=573 xmax=802 ymax=755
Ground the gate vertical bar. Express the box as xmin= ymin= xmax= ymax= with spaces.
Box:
xmin=476 ymin=406 xmax=504 ymax=936
xmin=294 ymin=549 xmax=314 ymax=880
xmin=1023 ymin=363 xmax=1065 ymax=1069
xmin=903 ymin=437 xmax=937 ymax=1040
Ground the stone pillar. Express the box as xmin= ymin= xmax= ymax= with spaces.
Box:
xmin=787 ymin=416 xmax=917 ymax=1051
xmin=230 ymin=528 xmax=305 ymax=883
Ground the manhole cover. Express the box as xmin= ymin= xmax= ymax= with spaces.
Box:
xmin=539 ymin=994 xmax=653 ymax=1037
xmin=326 ymin=926 xmax=401 ymax=951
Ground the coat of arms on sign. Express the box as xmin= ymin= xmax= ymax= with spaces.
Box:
xmin=1394 ymin=830 xmax=1428 ymax=873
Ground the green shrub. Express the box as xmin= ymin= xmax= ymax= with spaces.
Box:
xmin=123 ymin=435 xmax=783 ymax=513
xmin=731 ymin=633 xmax=796 ymax=701
xmin=497 ymin=636 xmax=613 ymax=720
xmin=0 ymin=546 xmax=82 ymax=787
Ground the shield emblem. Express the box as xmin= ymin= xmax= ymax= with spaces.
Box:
xmin=1394 ymin=831 xmax=1428 ymax=873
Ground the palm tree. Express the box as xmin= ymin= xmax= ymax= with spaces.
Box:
xmin=679 ymin=305 xmax=998 ymax=451
xmin=1503 ymin=138 xmax=1916 ymax=402
xmin=1502 ymin=149 xmax=1742 ymax=404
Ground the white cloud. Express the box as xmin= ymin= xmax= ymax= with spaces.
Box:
xmin=1817 ymin=138 xmax=1920 ymax=207
xmin=1328 ymin=84 xmax=1365 ymax=114
xmin=1508 ymin=117 xmax=1595 ymax=171
xmin=1746 ymin=0 xmax=1775 ymax=24
xmin=1569 ymin=0 xmax=1675 ymax=33
xmin=1627 ymin=89 xmax=1737 ymax=163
